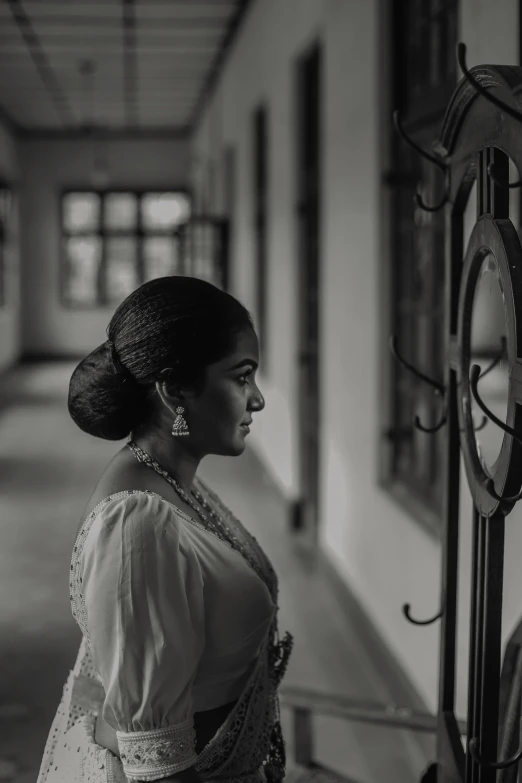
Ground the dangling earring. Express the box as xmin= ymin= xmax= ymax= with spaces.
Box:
xmin=172 ymin=406 xmax=190 ymax=437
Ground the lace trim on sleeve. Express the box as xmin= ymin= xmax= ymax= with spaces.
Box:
xmin=116 ymin=719 xmax=197 ymax=781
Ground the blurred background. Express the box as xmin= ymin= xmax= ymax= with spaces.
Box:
xmin=1 ymin=1 xmax=522 ymax=781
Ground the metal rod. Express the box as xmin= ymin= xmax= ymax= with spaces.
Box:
xmin=466 ymin=510 xmax=485 ymax=783
xmin=476 ymin=514 xmax=505 ymax=782
xmin=439 ymin=370 xmax=461 ymax=714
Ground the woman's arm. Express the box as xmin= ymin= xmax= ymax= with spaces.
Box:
xmin=81 ymin=493 xmax=206 ymax=782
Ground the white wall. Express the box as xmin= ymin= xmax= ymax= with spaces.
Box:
xmin=192 ymin=0 xmax=522 ymax=718
xmin=19 ymin=137 xmax=190 ymax=357
xmin=0 ymin=120 xmax=21 ymax=371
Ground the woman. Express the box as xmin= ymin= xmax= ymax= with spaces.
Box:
xmin=36 ymin=276 xmax=293 ymax=783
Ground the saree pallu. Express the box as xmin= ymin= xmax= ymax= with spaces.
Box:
xmin=37 ymin=625 xmax=293 ymax=783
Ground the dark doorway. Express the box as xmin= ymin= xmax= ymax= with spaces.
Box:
xmin=222 ymin=145 xmax=236 ymax=293
xmin=253 ymin=104 xmax=269 ymax=374
xmin=294 ymin=42 xmax=322 ymax=544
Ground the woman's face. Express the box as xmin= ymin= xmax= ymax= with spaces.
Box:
xmin=185 ymin=327 xmax=265 ymax=457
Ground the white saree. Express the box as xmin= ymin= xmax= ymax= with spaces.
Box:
xmin=36 ymin=482 xmax=293 ymax=783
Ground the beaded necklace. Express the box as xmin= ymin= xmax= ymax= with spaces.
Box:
xmin=126 ymin=439 xmax=293 ymax=783
xmin=126 ymin=440 xmax=273 ymax=591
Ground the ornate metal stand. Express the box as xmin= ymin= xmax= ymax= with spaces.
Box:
xmin=391 ymin=45 xmax=522 ymax=783
xmin=279 ymin=44 xmax=522 ymax=783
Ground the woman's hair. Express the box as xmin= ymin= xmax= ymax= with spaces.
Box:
xmin=68 ymin=276 xmax=254 ymax=441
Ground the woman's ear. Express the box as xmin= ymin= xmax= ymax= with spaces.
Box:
xmin=154 ymin=379 xmax=185 ymax=417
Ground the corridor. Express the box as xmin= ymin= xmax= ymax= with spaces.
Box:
xmin=4 ymin=0 xmax=522 ymax=781
xmin=0 ymin=363 xmax=432 ymax=782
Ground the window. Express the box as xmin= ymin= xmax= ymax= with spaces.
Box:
xmin=178 ymin=217 xmax=229 ymax=291
xmin=61 ymin=190 xmax=191 ymax=307
xmin=383 ymin=1 xmax=458 ymax=524
xmin=253 ymin=104 xmax=269 ymax=367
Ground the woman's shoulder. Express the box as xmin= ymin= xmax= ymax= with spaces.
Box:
xmin=79 ymin=447 xmax=187 ymax=523
xmin=78 ymin=487 xmax=192 ymax=547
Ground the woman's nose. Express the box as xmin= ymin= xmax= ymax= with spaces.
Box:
xmin=250 ymin=388 xmax=265 ymax=411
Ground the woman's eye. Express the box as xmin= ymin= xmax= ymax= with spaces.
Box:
xmin=238 ymin=374 xmax=250 ymax=386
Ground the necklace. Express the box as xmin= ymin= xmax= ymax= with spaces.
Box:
xmin=126 ymin=440 xmax=273 ymax=589
xmin=126 ymin=440 xmax=292 ymax=783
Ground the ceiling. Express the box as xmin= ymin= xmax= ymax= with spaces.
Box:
xmin=0 ymin=0 xmax=251 ymax=137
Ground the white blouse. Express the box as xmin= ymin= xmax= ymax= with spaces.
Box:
xmin=76 ymin=489 xmax=276 ymax=779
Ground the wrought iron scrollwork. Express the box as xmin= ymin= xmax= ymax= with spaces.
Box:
xmin=392 ymin=111 xmax=450 ymax=212
xmin=457 ymin=43 xmax=522 ymax=125
xmin=468 ymin=736 xmax=522 ymax=770
xmin=470 ymin=365 xmax=522 ymax=503
xmin=470 ymin=365 xmax=521 ymax=445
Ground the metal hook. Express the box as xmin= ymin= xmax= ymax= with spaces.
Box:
xmin=415 ymin=167 xmax=451 ymax=212
xmin=389 ymin=336 xmax=445 ymax=396
xmin=457 ymin=43 xmax=522 ymax=125
xmin=473 ymin=416 xmax=488 ymax=432
xmin=390 ymin=336 xmax=446 ymax=433
xmin=468 ymin=737 xmax=522 ymax=770
xmin=459 ymin=415 xmax=489 ymax=434
xmin=402 ymin=603 xmax=443 ymax=626
xmin=393 ymin=110 xmax=450 ymax=212
xmin=415 ymin=186 xmax=450 ymax=213
xmin=414 ymin=411 xmax=447 ymax=433
xmin=392 ymin=111 xmax=448 ymax=172
xmin=487 ymin=163 xmax=522 ymax=189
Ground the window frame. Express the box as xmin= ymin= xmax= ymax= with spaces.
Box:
xmin=377 ymin=0 xmax=459 ymax=537
xmin=59 ymin=186 xmax=192 ymax=310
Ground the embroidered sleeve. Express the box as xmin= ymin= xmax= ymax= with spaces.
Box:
xmin=116 ymin=721 xmax=197 ymax=781
xmin=79 ymin=492 xmax=206 ymax=779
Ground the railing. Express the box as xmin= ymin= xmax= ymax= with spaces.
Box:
xmin=279 ymin=685 xmax=466 ymax=777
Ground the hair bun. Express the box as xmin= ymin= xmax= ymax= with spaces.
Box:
xmin=68 ymin=275 xmax=254 ymax=441
xmin=106 ymin=338 xmax=131 ymax=378
xmin=68 ymin=342 xmax=148 ymax=440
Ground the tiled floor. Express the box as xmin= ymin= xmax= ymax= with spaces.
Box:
xmin=0 ymin=362 xmax=434 ymax=782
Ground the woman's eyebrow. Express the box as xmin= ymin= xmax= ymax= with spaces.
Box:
xmin=227 ymin=359 xmax=259 ymax=371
